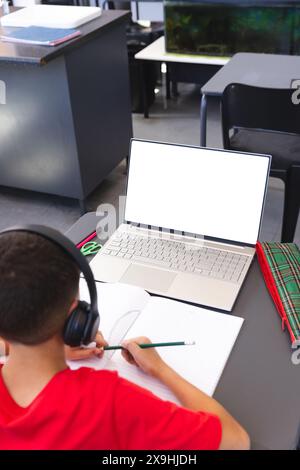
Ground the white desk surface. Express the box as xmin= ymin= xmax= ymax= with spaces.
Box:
xmin=135 ymin=36 xmax=230 ymax=66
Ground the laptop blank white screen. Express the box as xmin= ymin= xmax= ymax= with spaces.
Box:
xmin=125 ymin=141 xmax=270 ymax=245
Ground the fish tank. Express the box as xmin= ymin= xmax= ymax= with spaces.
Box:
xmin=164 ymin=0 xmax=300 ymax=56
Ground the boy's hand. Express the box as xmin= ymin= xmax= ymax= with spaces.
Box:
xmin=121 ymin=337 xmax=168 ymax=378
xmin=64 ymin=331 xmax=108 ymax=361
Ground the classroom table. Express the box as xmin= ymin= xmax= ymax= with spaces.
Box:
xmin=0 ymin=9 xmax=132 ymax=212
xmin=200 ymin=52 xmax=300 ymax=147
xmin=134 ymin=36 xmax=229 ymax=118
xmin=66 ymin=212 xmax=300 ymax=450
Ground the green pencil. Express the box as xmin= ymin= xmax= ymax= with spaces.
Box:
xmin=104 ymin=341 xmax=195 ymax=351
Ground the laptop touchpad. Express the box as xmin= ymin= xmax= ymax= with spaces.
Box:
xmin=120 ymin=264 xmax=176 ymax=292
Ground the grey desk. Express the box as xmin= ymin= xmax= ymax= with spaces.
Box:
xmin=200 ymin=52 xmax=300 ymax=147
xmin=66 ymin=212 xmax=300 ymax=450
xmin=0 ymin=9 xmax=132 ymax=211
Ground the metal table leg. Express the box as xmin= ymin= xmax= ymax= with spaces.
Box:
xmin=140 ymin=61 xmax=149 ymax=119
xmin=200 ymin=93 xmax=207 ymax=147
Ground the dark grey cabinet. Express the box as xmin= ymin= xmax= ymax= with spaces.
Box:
xmin=0 ymin=10 xmax=133 ymax=208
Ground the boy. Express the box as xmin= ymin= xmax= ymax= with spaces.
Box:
xmin=0 ymin=231 xmax=250 ymax=450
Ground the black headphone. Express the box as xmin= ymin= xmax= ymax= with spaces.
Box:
xmin=0 ymin=224 xmax=100 ymax=347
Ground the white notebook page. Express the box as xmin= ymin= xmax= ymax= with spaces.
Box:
xmin=104 ymin=296 xmax=244 ymax=401
xmin=71 ymin=283 xmax=244 ymax=403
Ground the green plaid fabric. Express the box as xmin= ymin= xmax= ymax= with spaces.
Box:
xmin=257 ymin=242 xmax=300 ymax=342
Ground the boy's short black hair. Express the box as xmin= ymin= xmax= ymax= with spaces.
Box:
xmin=0 ymin=231 xmax=80 ymax=345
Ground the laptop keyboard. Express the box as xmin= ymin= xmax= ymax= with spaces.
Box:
xmin=102 ymin=232 xmax=249 ymax=283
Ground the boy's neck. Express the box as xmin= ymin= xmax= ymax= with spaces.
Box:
xmin=1 ymin=336 xmax=67 ymax=407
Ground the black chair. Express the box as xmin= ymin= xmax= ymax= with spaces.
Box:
xmin=222 ymin=83 xmax=300 ymax=243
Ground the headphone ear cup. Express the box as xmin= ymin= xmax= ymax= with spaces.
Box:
xmin=63 ymin=301 xmax=90 ymax=347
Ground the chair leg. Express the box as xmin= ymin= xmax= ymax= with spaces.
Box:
xmin=281 ymin=165 xmax=300 ymax=243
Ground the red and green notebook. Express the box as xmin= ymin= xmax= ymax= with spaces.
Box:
xmin=256 ymin=242 xmax=300 ymax=343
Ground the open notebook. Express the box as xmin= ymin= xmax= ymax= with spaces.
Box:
xmin=68 ymin=281 xmax=244 ymax=404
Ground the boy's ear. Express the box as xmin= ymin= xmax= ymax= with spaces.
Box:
xmin=0 ymin=339 xmax=9 ymax=356
xmin=67 ymin=298 xmax=79 ymax=317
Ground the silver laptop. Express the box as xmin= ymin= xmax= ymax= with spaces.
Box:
xmin=90 ymin=140 xmax=271 ymax=311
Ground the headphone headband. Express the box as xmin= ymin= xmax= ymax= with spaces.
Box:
xmin=0 ymin=224 xmax=99 ymax=346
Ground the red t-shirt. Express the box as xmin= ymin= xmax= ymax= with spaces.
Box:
xmin=0 ymin=365 xmax=222 ymax=450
